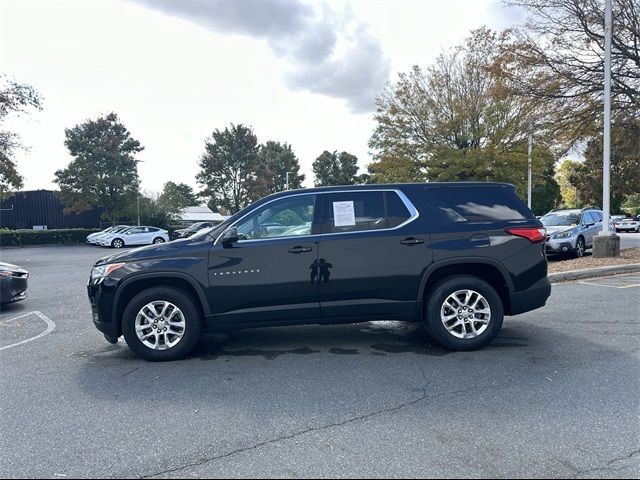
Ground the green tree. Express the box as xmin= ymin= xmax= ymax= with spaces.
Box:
xmin=370 ymin=28 xmax=559 ymax=206
xmin=554 ymin=159 xmax=582 ymax=208
xmin=367 ymin=154 xmax=426 ymax=183
xmin=54 ymin=113 xmax=142 ymax=225
xmin=158 ymin=181 xmax=198 ymax=219
xmin=568 ymin=115 xmax=640 ymax=214
xmin=257 ymin=141 xmax=304 ymax=194
xmin=133 ymin=192 xmax=174 ymax=229
xmin=312 ymin=150 xmax=359 ymax=186
xmin=0 ymin=76 xmax=43 ymax=198
xmin=196 ymin=124 xmax=261 ymax=214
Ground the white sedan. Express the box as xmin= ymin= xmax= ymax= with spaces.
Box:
xmin=615 ymin=217 xmax=640 ymax=233
xmin=99 ymin=226 xmax=169 ymax=248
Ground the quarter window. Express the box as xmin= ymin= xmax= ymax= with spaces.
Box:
xmin=235 ymin=195 xmax=316 ymax=241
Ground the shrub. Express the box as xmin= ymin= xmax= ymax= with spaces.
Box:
xmin=0 ymin=228 xmax=101 ymax=247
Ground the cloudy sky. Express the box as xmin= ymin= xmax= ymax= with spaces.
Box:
xmin=1 ymin=0 xmax=524 ymax=194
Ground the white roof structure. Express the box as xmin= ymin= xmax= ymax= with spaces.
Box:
xmin=180 ymin=206 xmax=229 ymax=223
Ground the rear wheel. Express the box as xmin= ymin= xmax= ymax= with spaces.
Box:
xmin=425 ymin=275 xmax=503 ymax=351
xmin=153 ymin=237 xmax=165 ymax=244
xmin=111 ymin=238 xmax=124 ymax=249
xmin=122 ymin=287 xmax=202 ymax=361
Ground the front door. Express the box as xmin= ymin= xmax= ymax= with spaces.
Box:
xmin=208 ymin=194 xmax=321 ymax=325
xmin=124 ymin=227 xmax=149 ymax=245
xmin=314 ymin=190 xmax=430 ymax=320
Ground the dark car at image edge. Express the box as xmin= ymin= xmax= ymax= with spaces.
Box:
xmin=88 ymin=183 xmax=551 ymax=361
xmin=1 ymin=262 xmax=29 ymax=305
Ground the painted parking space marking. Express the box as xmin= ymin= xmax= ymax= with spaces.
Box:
xmin=0 ymin=311 xmax=56 ymax=352
xmin=578 ymin=272 xmax=640 ymax=289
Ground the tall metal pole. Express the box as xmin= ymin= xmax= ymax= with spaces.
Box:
xmin=602 ymin=0 xmax=612 ymax=235
xmin=137 ymin=190 xmax=140 ymax=227
xmin=285 ymin=172 xmax=290 ymax=190
xmin=527 ymin=130 xmax=533 ymax=210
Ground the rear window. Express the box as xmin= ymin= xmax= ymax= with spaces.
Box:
xmin=424 ymin=186 xmax=533 ymax=223
xmin=319 ymin=191 xmax=413 ymax=233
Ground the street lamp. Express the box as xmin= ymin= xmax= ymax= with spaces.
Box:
xmin=285 ymin=171 xmax=292 ymax=190
xmin=136 ymin=160 xmax=145 ymax=227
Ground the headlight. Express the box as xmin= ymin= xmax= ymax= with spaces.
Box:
xmin=90 ymin=262 xmax=126 ymax=282
xmin=552 ymin=231 xmax=573 ymax=239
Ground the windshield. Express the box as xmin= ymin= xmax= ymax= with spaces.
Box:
xmin=187 ymin=222 xmax=207 ymax=231
xmin=541 ymin=211 xmax=581 ymax=227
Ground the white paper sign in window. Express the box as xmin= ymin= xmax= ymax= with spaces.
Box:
xmin=333 ymin=201 xmax=356 ymax=227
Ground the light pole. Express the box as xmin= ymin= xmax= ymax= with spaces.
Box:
xmin=285 ymin=171 xmax=291 ymax=190
xmin=527 ymin=129 xmax=533 ymax=210
xmin=594 ymin=0 xmax=620 ymax=257
xmin=136 ymin=160 xmax=145 ymax=226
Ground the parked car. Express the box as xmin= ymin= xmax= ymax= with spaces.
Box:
xmin=171 ymin=222 xmax=214 ymax=240
xmin=88 ymin=183 xmax=551 ymax=361
xmin=615 ymin=216 xmax=640 ymax=233
xmin=87 ymin=226 xmax=129 ymax=245
xmin=0 ymin=262 xmax=29 ymax=305
xmin=541 ymin=207 xmax=608 ymax=258
xmin=98 ymin=226 xmax=169 ymax=248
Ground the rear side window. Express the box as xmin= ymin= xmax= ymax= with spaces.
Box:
xmin=425 ymin=186 xmax=533 ymax=223
xmin=319 ymin=191 xmax=412 ymax=233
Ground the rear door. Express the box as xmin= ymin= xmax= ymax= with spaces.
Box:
xmin=314 ymin=190 xmax=428 ymax=320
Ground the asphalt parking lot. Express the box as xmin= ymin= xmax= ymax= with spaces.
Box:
xmin=0 ymin=245 xmax=639 ymax=479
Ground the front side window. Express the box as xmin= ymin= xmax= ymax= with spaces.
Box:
xmin=235 ymin=195 xmax=316 ymax=241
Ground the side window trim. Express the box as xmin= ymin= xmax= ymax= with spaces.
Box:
xmin=214 ymin=189 xmax=419 ymax=245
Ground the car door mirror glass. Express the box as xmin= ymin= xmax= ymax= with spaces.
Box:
xmin=221 ymin=227 xmax=239 ymax=244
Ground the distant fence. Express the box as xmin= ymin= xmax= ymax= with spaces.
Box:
xmin=0 ymin=190 xmax=105 ymax=230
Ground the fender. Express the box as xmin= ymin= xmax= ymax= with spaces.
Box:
xmin=417 ymin=256 xmax=515 ymax=304
xmin=113 ymin=271 xmax=211 ymax=324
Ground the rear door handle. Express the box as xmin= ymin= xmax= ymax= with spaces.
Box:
xmin=288 ymin=246 xmax=313 ymax=254
xmin=400 ymin=238 xmax=425 ymax=246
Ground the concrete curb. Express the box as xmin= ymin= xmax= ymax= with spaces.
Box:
xmin=548 ymin=263 xmax=640 ymax=284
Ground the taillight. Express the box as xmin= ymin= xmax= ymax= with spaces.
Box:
xmin=505 ymin=227 xmax=547 ymax=243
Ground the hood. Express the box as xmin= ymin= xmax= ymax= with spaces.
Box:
xmin=545 ymin=225 xmax=576 ymax=235
xmin=94 ymin=236 xmax=197 ymax=266
xmin=0 ymin=262 xmax=28 ymax=273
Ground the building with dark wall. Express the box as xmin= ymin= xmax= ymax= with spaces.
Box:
xmin=0 ymin=190 xmax=104 ymax=230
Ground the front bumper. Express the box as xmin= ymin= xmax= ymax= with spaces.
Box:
xmin=0 ymin=276 xmax=29 ymax=304
xmin=545 ymin=237 xmax=576 ymax=254
xmin=87 ymin=279 xmax=120 ymax=338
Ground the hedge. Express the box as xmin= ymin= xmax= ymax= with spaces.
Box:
xmin=0 ymin=228 xmax=102 ymax=247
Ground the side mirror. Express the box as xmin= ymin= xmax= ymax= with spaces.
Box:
xmin=221 ymin=227 xmax=239 ymax=245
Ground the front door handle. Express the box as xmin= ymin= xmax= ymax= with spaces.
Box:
xmin=288 ymin=246 xmax=313 ymax=254
xmin=400 ymin=238 xmax=425 ymax=246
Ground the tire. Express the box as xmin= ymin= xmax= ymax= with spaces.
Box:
xmin=122 ymin=287 xmax=202 ymax=361
xmin=424 ymin=275 xmax=504 ymax=351
xmin=571 ymin=236 xmax=585 ymax=258
xmin=111 ymin=238 xmax=124 ymax=249
xmin=153 ymin=237 xmax=165 ymax=244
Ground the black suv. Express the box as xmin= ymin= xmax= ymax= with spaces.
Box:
xmin=88 ymin=183 xmax=551 ymax=361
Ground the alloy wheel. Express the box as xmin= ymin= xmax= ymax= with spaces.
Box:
xmin=135 ymin=301 xmax=186 ymax=351
xmin=440 ymin=289 xmax=491 ymax=339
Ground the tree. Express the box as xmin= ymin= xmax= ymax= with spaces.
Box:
xmin=257 ymin=141 xmax=304 ymax=194
xmin=367 ymin=154 xmax=426 ymax=183
xmin=370 ymin=28 xmax=559 ymax=205
xmin=554 ymin=159 xmax=582 ymax=208
xmin=498 ymin=0 xmax=640 ymax=149
xmin=196 ymin=124 xmax=261 ymax=214
xmin=0 ymin=76 xmax=43 ymax=198
xmin=158 ymin=181 xmax=198 ymax=219
xmin=54 ymin=113 xmax=143 ymax=225
xmin=568 ymin=115 xmax=640 ymax=213
xmin=133 ymin=192 xmax=174 ymax=229
xmin=312 ymin=150 xmax=359 ymax=186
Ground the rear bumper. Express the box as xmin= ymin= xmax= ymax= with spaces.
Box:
xmin=509 ymin=276 xmax=551 ymax=316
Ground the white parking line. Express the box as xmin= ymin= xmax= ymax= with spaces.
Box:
xmin=0 ymin=311 xmax=56 ymax=352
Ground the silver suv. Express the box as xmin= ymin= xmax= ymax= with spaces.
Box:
xmin=541 ymin=207 xmax=606 ymax=258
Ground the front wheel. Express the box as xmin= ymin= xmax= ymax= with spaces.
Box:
xmin=122 ymin=287 xmax=202 ymax=361
xmin=111 ymin=238 xmax=124 ymax=249
xmin=424 ymin=275 xmax=504 ymax=351
xmin=571 ymin=236 xmax=585 ymax=258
